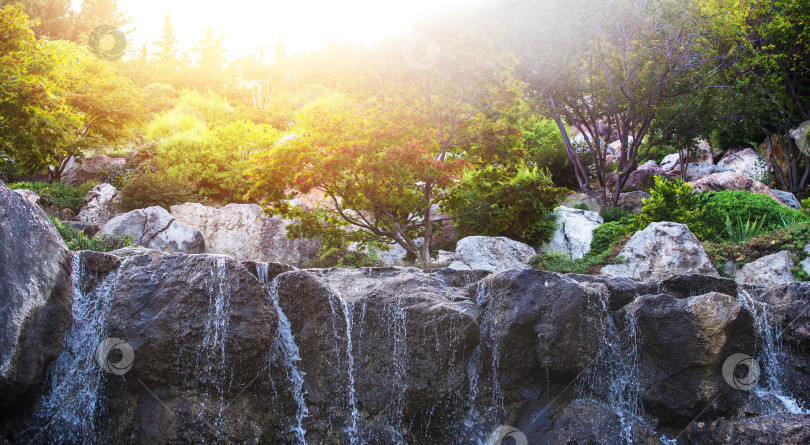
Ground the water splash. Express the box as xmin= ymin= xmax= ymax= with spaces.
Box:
xmin=199 ymin=256 xmax=233 ymax=427
xmin=256 ymin=264 xmax=309 ymax=444
xmin=337 ymin=295 xmax=361 ymax=444
xmin=390 ymin=298 xmax=407 ymax=439
xmin=30 ymin=252 xmax=119 ymax=444
xmin=738 ymin=289 xmax=808 ymax=414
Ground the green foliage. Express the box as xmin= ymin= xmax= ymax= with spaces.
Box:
xmin=442 ymin=163 xmax=567 ymax=246
xmin=116 ymin=166 xmax=200 ymax=212
xmin=302 ymin=245 xmax=383 ymax=269
xmin=599 ymin=206 xmax=629 ymax=223
xmin=50 ymin=216 xmax=135 ymax=252
xmin=571 ymin=202 xmax=590 ymax=211
xmin=521 ymin=116 xmax=579 ymax=189
xmin=529 ymin=250 xmax=610 ymax=275
xmin=725 ymin=215 xmax=765 ymax=243
xmin=143 ymin=83 xmax=179 ymax=111
xmin=591 ymin=216 xmax=638 ymax=256
xmin=8 ymin=181 xmax=97 ymax=212
xmin=636 ymin=176 xmax=711 ymax=239
xmin=701 ymin=190 xmax=808 ymax=240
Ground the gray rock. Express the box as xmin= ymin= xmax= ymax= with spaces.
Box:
xmin=101 ymin=206 xmax=205 ymax=254
xmin=773 ymin=189 xmax=801 ymax=209
xmin=540 ymin=206 xmax=603 ymax=260
xmin=561 ymin=192 xmax=600 ymax=212
xmin=617 ymin=191 xmax=650 ymax=214
xmin=658 ymin=274 xmax=738 ymax=299
xmin=623 ymin=292 xmax=756 ymax=427
xmin=12 ymin=189 xmax=39 ymax=204
xmin=736 ymin=251 xmax=795 ymax=287
xmin=377 ymin=243 xmax=408 ymax=266
xmin=690 ymin=171 xmax=785 ymax=205
xmin=660 ymin=153 xmax=681 ymax=172
xmin=600 ymin=222 xmax=719 ymax=282
xmin=638 ymin=160 xmax=660 ymax=171
xmin=170 ymin=202 xmax=320 ymax=266
xmin=718 ymin=147 xmax=766 ymax=180
xmin=75 ymin=183 xmax=119 ymax=225
xmin=624 ymin=168 xmax=659 ymax=192
xmin=60 ymin=155 xmax=126 ymax=187
xmin=684 ymin=163 xmax=732 ymax=181
xmin=0 ymin=182 xmax=72 ymax=411
xmin=685 ymin=414 xmax=810 ymax=445
xmin=450 ymin=236 xmax=536 ymax=272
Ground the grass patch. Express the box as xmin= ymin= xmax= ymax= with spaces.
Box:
xmin=50 ymin=216 xmax=136 ymax=252
xmin=7 ymin=181 xmax=97 ymax=212
xmin=530 ymin=233 xmax=632 ymax=274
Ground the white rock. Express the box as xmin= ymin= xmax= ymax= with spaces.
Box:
xmin=101 ymin=206 xmax=205 ymax=254
xmin=377 ymin=243 xmax=408 ymax=266
xmin=600 ymin=222 xmax=719 ymax=282
xmin=12 ymin=189 xmax=39 ymax=204
xmin=450 ymin=236 xmax=536 ymax=273
xmin=660 ymin=153 xmax=681 ymax=172
xmin=170 ymin=203 xmax=320 ymax=265
xmin=736 ymin=250 xmax=795 ymax=287
xmin=76 ymin=183 xmax=119 ymax=225
xmin=540 ymin=206 xmax=603 ymax=260
xmin=717 ymin=148 xmax=766 ymax=181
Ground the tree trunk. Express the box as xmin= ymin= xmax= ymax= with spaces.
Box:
xmin=419 ymin=185 xmax=433 ymax=266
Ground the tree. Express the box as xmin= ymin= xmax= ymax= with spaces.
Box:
xmin=156 ymin=13 xmax=178 ymax=61
xmin=1 ymin=0 xmax=74 ymax=39
xmin=510 ymin=0 xmax=725 ymax=206
xmin=0 ymin=4 xmax=79 ymax=179
xmin=248 ymin=42 xmax=523 ymax=264
xmin=72 ymin=0 xmax=129 ymax=40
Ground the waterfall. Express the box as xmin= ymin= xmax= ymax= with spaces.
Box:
xmin=738 ymin=289 xmax=808 ymax=414
xmin=474 ymin=281 xmax=504 ymax=414
xmin=256 ymin=264 xmax=309 ymax=445
xmin=29 ymin=252 xmax=119 ymax=444
xmin=390 ymin=298 xmax=407 ymax=440
xmin=337 ymin=295 xmax=360 ymax=444
xmin=198 ymin=256 xmax=233 ymax=427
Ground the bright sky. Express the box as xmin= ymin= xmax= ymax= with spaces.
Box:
xmin=111 ymin=0 xmax=494 ymax=60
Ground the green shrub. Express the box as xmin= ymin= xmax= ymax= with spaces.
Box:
xmin=636 ymin=176 xmax=711 ymax=239
xmin=442 ymin=163 xmax=568 ymax=246
xmin=302 ymin=245 xmax=383 ymax=269
xmin=725 ymin=215 xmax=765 ymax=243
xmin=50 ymin=216 xmax=135 ymax=251
xmin=571 ymin=202 xmax=590 ymax=211
xmin=600 ymin=206 xmax=629 ymax=223
xmin=8 ymin=181 xmax=97 ymax=212
xmin=591 ymin=215 xmax=638 ymax=255
xmin=529 ymin=250 xmax=611 ymax=274
xmin=521 ymin=117 xmax=580 ymax=189
xmin=116 ymin=165 xmax=200 ymax=212
xmin=143 ymin=82 xmax=178 ymax=111
xmin=701 ymin=190 xmax=807 ymax=240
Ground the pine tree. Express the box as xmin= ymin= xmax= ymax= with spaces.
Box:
xmin=156 ymin=13 xmax=177 ymax=61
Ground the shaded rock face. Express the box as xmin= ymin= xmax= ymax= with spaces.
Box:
xmin=541 ymin=206 xmax=603 ymax=260
xmin=60 ymin=155 xmax=125 ymax=186
xmin=658 ymin=274 xmax=738 ymax=299
xmin=772 ymin=189 xmax=801 ymax=209
xmin=683 ymin=163 xmax=732 ymax=181
xmin=736 ymin=250 xmax=795 ymax=287
xmin=75 ymin=183 xmax=119 ymax=225
xmin=0 ymin=182 xmax=72 ymax=413
xmin=170 ymin=202 xmax=320 ymax=266
xmin=756 ymin=283 xmax=810 ymax=402
xmin=617 ymin=191 xmax=650 ymax=214
xmin=623 ymin=292 xmax=756 ymax=427
xmin=101 ymin=205 xmax=205 ymax=254
xmin=474 ymin=270 xmax=611 ymax=404
xmin=450 ymin=236 xmax=535 ymax=272
xmin=271 ymin=267 xmax=481 ymax=443
xmin=685 ymin=414 xmax=810 ymax=445
xmin=600 ymin=222 xmax=720 ymax=282
xmin=97 ymin=251 xmax=280 ymax=443
xmin=690 ymin=171 xmax=785 ymax=205
xmin=624 ymin=168 xmax=659 ymax=192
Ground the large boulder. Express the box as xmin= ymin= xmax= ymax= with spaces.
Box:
xmin=450 ymin=236 xmax=536 ymax=272
xmin=270 ymin=267 xmax=481 ymax=443
xmin=60 ymin=155 xmax=125 ymax=186
xmin=170 ymin=203 xmax=320 ymax=266
xmin=690 ymin=171 xmax=785 ymax=205
xmin=718 ymin=147 xmax=766 ymax=180
xmin=75 ymin=183 xmax=119 ymax=225
xmin=101 ymin=206 xmax=205 ymax=254
xmin=683 ymin=163 xmax=732 ymax=182
xmin=600 ymin=222 xmax=720 ymax=282
xmin=735 ymin=251 xmax=795 ymax=288
xmin=0 ymin=182 xmax=73 ymax=413
xmin=624 ymin=168 xmax=659 ymax=192
xmin=772 ymin=189 xmax=801 ymax=209
xmin=12 ymin=189 xmax=39 ymax=204
xmin=540 ymin=206 xmax=603 ymax=260
xmin=660 ymin=153 xmax=681 ymax=172
xmin=622 ymin=292 xmax=756 ymax=427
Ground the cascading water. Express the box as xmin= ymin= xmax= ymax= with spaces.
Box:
xmin=198 ymin=256 xmax=233 ymax=427
xmin=337 ymin=295 xmax=361 ymax=444
xmin=389 ymin=298 xmax=407 ymax=440
xmin=29 ymin=252 xmax=119 ymax=444
xmin=738 ymin=289 xmax=808 ymax=414
xmin=256 ymin=264 xmax=309 ymax=445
